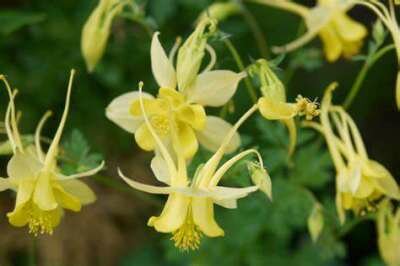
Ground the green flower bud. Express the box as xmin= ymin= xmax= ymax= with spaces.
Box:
xmin=307 ymin=202 xmax=324 ymax=243
xmin=176 ymin=18 xmax=217 ymax=92
xmin=81 ymin=0 xmax=124 ymax=72
xmin=248 ymin=161 xmax=272 ymax=200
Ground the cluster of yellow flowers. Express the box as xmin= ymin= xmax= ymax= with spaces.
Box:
xmin=1 ymin=0 xmax=400 ymax=262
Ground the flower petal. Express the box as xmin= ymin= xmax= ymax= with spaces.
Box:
xmin=176 ymin=122 xmax=198 ymax=159
xmin=333 ymin=13 xmax=367 ymax=42
xmin=54 ymin=183 xmax=82 ymax=212
xmin=150 ymin=153 xmax=171 ymax=185
xmin=148 ymin=194 xmax=190 ymax=232
xmin=209 ymin=185 xmax=259 ymax=201
xmin=33 ymin=172 xmax=58 ymax=211
xmin=373 ymin=173 xmax=400 ymax=200
xmin=7 ymin=152 xmax=42 ymax=180
xmin=258 ymin=97 xmax=298 ymax=120
xmin=192 ymin=198 xmax=224 ymax=237
xmin=196 ymin=116 xmax=240 ymax=154
xmin=214 ymin=198 xmax=237 ymax=209
xmin=176 ymin=104 xmax=206 ymax=130
xmin=135 ymin=123 xmax=156 ymax=151
xmin=0 ymin=177 xmax=13 ymax=191
xmin=106 ymin=92 xmax=153 ymax=133
xmin=60 ymin=179 xmax=96 ymax=205
xmin=186 ymin=70 xmax=246 ymax=107
xmin=151 ymin=32 xmax=177 ymax=89
xmin=318 ymin=24 xmax=343 ymax=62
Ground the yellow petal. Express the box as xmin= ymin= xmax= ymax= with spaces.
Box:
xmin=318 ymin=24 xmax=343 ymax=62
xmin=151 ymin=32 xmax=177 ymax=89
xmin=7 ymin=206 xmax=30 ymax=227
xmin=148 ymin=194 xmax=190 ymax=232
xmin=60 ymin=179 xmax=96 ymax=205
xmin=176 ymin=122 xmax=198 ymax=159
xmin=186 ymin=70 xmax=246 ymax=107
xmin=258 ymin=97 xmax=298 ymax=120
xmin=196 ymin=116 xmax=240 ymax=154
xmin=192 ymin=198 xmax=224 ymax=237
xmin=54 ymin=183 xmax=82 ymax=212
xmin=158 ymin=87 xmax=185 ymax=106
xmin=14 ymin=180 xmax=35 ymax=209
xmin=7 ymin=152 xmax=42 ymax=180
xmin=33 ymin=172 xmax=58 ymax=211
xmin=129 ymin=98 xmax=167 ymax=117
xmin=354 ymin=176 xmax=375 ymax=198
xmin=333 ymin=13 xmax=367 ymax=42
xmin=106 ymin=91 xmax=153 ymax=133
xmin=135 ymin=123 xmax=156 ymax=151
xmin=176 ymin=104 xmax=206 ymax=130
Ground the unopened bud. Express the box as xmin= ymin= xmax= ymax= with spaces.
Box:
xmin=308 ymin=202 xmax=324 ymax=243
xmin=176 ymin=18 xmax=217 ymax=91
xmin=81 ymin=0 xmax=124 ymax=72
xmin=248 ymin=162 xmax=272 ymax=200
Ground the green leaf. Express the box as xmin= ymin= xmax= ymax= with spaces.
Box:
xmin=0 ymin=10 xmax=45 ymax=35
xmin=60 ymin=129 xmax=103 ymax=175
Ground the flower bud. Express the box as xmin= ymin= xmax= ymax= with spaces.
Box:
xmin=176 ymin=18 xmax=217 ymax=91
xmin=81 ymin=0 xmax=124 ymax=72
xmin=248 ymin=162 xmax=272 ymax=200
xmin=377 ymin=200 xmax=400 ymax=266
xmin=307 ymin=202 xmax=324 ymax=242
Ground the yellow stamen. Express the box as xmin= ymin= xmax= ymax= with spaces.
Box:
xmin=296 ymin=95 xmax=320 ymax=120
xmin=23 ymin=201 xmax=56 ymax=236
xmin=171 ymin=207 xmax=202 ymax=251
xmin=151 ymin=115 xmax=170 ymax=136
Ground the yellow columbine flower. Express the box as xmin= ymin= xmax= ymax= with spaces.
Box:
xmin=252 ymin=59 xmax=319 ymax=155
xmin=81 ymin=0 xmax=125 ymax=72
xmin=308 ymin=83 xmax=400 ymax=223
xmin=352 ymin=0 xmax=400 ymax=108
xmin=251 ymin=0 xmax=367 ymax=62
xmin=117 ymin=84 xmax=270 ymax=250
xmin=106 ymin=19 xmax=245 ymax=159
xmin=377 ymin=200 xmax=400 ymax=266
xmin=0 ymin=71 xmax=104 ymax=235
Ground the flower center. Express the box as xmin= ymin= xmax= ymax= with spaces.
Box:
xmin=151 ymin=115 xmax=170 ymax=136
xmin=24 ymin=201 xmax=56 ymax=236
xmin=171 ymin=207 xmax=202 ymax=251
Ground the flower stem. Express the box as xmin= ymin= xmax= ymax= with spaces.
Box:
xmin=223 ymin=38 xmax=258 ymax=103
xmin=343 ymin=44 xmax=395 ymax=109
xmin=236 ymin=0 xmax=269 ymax=58
xmin=28 ymin=238 xmax=36 ymax=266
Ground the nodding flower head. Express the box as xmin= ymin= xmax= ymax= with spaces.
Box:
xmin=307 ymin=83 xmax=400 ymax=223
xmin=117 ymin=82 xmax=270 ymax=250
xmin=0 ymin=71 xmax=104 ymax=235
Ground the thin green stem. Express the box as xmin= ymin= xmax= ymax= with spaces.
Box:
xmin=343 ymin=44 xmax=395 ymax=109
xmin=223 ymin=38 xmax=258 ymax=103
xmin=120 ymin=12 xmax=154 ymax=38
xmin=28 ymin=238 xmax=36 ymax=266
xmin=92 ymin=175 xmax=162 ymax=207
xmin=237 ymin=0 xmax=269 ymax=58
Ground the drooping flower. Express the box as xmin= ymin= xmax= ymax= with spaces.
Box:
xmin=117 ymin=83 xmax=269 ymax=250
xmin=0 ymin=71 xmax=104 ymax=235
xmin=306 ymin=83 xmax=400 ymax=223
xmin=250 ymin=59 xmax=319 ymax=155
xmin=251 ymin=0 xmax=367 ymax=62
xmin=81 ymin=0 xmax=126 ymax=72
xmin=106 ymin=19 xmax=245 ymax=159
xmin=377 ymin=200 xmax=400 ymax=266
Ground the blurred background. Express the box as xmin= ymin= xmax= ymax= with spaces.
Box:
xmin=0 ymin=0 xmax=399 ymax=265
